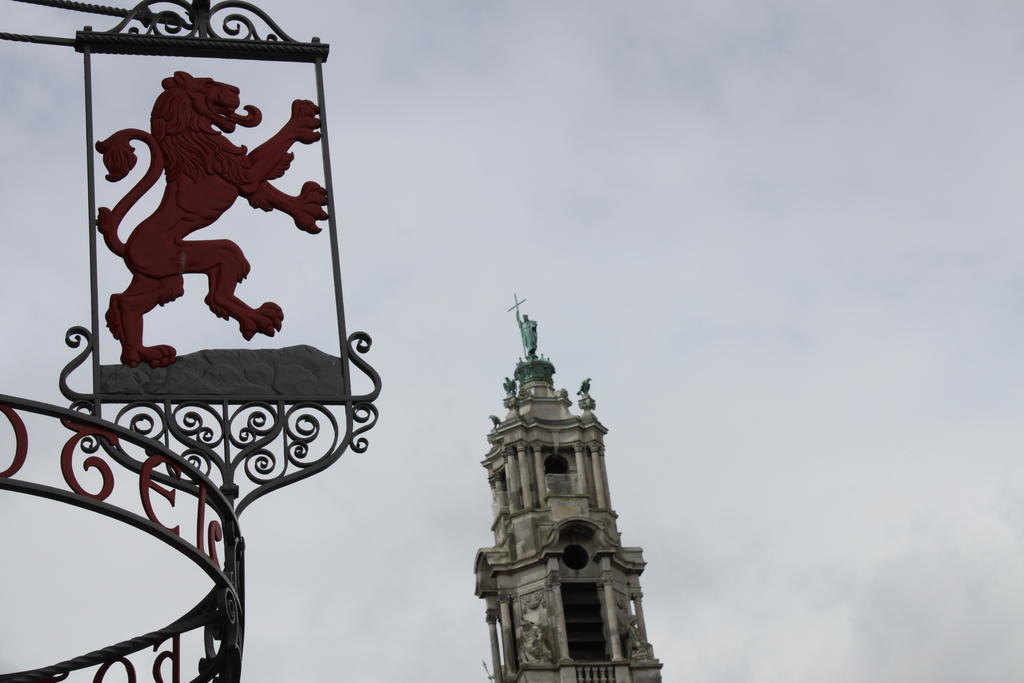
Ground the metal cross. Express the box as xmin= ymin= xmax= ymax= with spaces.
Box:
xmin=507 ymin=293 xmax=527 ymax=315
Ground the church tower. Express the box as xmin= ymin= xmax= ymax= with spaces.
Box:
xmin=475 ymin=306 xmax=663 ymax=683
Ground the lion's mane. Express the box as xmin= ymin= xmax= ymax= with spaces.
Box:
xmin=151 ymin=85 xmax=250 ymax=185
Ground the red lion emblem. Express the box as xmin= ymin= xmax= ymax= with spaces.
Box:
xmin=95 ymin=71 xmax=328 ymax=368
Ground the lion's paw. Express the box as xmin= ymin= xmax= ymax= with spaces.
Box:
xmin=291 ymin=100 xmax=319 ymax=117
xmin=293 ymin=181 xmax=328 ymax=234
xmin=289 ymin=99 xmax=321 ymax=144
xmin=124 ymin=344 xmax=177 ymax=369
xmin=97 ymin=207 xmax=114 ymax=233
xmin=240 ymin=302 xmax=284 ymax=340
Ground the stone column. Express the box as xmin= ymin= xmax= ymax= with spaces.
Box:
xmin=573 ymin=444 xmax=587 ymax=496
xmin=601 ymin=572 xmax=623 ymax=661
xmin=590 ymin=445 xmax=608 ymax=509
xmin=486 ymin=608 xmax=505 ymax=683
xmin=489 ymin=475 xmax=506 ymax=517
xmin=493 ymin=475 xmax=508 ymax=514
xmin=499 ymin=593 xmax=517 ymax=675
xmin=631 ymin=589 xmax=648 ymax=644
xmin=533 ymin=446 xmax=547 ymax=505
xmin=517 ymin=444 xmax=535 ymax=509
xmin=598 ymin=446 xmax=613 ymax=510
xmin=546 ymin=572 xmax=571 ymax=662
xmin=505 ymin=450 xmax=521 ymax=512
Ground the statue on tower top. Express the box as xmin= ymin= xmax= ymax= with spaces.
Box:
xmin=519 ymin=314 xmax=538 ymax=358
xmin=508 ymin=293 xmax=538 ymax=359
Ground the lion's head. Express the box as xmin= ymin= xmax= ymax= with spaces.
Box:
xmin=150 ymin=71 xmax=261 ymax=182
xmin=152 ymin=71 xmax=262 ymax=136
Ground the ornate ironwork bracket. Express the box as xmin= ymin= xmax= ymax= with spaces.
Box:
xmin=1 ymin=0 xmax=381 ymax=679
xmin=59 ymin=326 xmax=381 ymax=514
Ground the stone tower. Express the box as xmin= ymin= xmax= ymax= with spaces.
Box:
xmin=475 ymin=313 xmax=663 ymax=683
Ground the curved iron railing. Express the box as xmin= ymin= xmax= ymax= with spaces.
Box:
xmin=0 ymin=394 xmax=244 ymax=682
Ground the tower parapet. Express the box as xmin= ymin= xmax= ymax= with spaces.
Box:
xmin=475 ymin=312 xmax=663 ymax=683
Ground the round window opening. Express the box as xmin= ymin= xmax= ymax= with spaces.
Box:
xmin=563 ymin=544 xmax=589 ymax=570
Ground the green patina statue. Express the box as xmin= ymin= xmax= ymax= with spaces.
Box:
xmin=507 ymin=293 xmax=538 ymax=359
xmin=518 ymin=313 xmax=538 ymax=358
xmin=577 ymin=377 xmax=591 ymax=397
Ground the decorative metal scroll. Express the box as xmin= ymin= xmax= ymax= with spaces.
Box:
xmin=59 ymin=326 xmax=381 ymax=514
xmin=75 ymin=0 xmax=330 ymax=62
xmin=103 ymin=0 xmax=297 ymax=41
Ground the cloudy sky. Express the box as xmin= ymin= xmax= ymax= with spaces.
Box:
xmin=4 ymin=0 xmax=1024 ymax=681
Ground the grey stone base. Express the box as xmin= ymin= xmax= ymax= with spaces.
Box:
xmin=99 ymin=345 xmax=344 ymax=398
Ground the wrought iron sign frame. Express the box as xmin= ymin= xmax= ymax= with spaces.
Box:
xmin=1 ymin=1 xmax=381 ymax=680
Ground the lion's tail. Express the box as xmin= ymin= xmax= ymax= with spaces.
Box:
xmin=95 ymin=128 xmax=163 ymax=257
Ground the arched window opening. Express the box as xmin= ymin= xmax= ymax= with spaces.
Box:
xmin=544 ymin=454 xmax=569 ymax=474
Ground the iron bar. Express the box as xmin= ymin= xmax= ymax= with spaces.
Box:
xmin=83 ymin=46 xmax=101 ymax=413
xmin=0 ymin=591 xmax=218 ymax=683
xmin=75 ymin=31 xmax=329 ymax=62
xmin=0 ymin=32 xmax=75 ymax=46
xmin=11 ymin=0 xmax=132 ymax=18
xmin=314 ymin=52 xmax=352 ymax=395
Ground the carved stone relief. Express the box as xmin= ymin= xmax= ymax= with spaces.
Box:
xmin=517 ymin=588 xmax=553 ymax=664
xmin=518 ymin=618 xmax=553 ymax=665
xmin=618 ymin=608 xmax=651 ymax=661
xmin=521 ymin=588 xmax=547 ymax=612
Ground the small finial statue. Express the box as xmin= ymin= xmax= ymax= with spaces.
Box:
xmin=578 ymin=377 xmax=596 ymax=413
xmin=503 ymin=377 xmax=517 ymax=397
xmin=488 ymin=415 xmax=501 ymax=429
xmin=508 ymin=293 xmax=538 ymax=359
xmin=621 ymin=614 xmax=650 ymax=660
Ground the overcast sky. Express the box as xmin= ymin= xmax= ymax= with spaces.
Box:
xmin=4 ymin=1 xmax=1024 ymax=681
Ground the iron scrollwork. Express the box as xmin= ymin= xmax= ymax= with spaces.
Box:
xmin=59 ymin=325 xmax=382 ymax=511
xmin=73 ymin=0 xmax=330 ymax=62
xmin=102 ymin=0 xmax=296 ymax=42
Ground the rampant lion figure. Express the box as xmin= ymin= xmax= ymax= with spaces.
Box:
xmin=95 ymin=71 xmax=328 ymax=368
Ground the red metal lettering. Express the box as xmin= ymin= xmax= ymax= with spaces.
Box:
xmin=139 ymin=455 xmax=182 ymax=536
xmin=207 ymin=520 xmax=224 ymax=568
xmin=152 ymin=634 xmax=180 ymax=683
xmin=195 ymin=482 xmax=206 ymax=556
xmin=60 ymin=419 xmax=118 ymax=502
xmin=93 ymin=657 xmax=136 ymax=683
xmin=0 ymin=405 xmax=28 ymax=478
